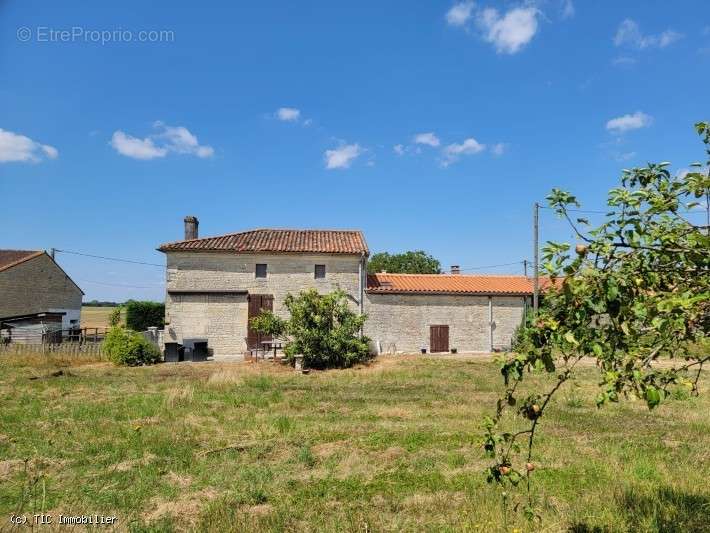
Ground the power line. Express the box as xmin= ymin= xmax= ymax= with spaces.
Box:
xmin=78 ymin=279 xmax=164 ymax=290
xmin=539 ymin=206 xmax=609 ymax=214
xmin=458 ymin=261 xmax=526 ymax=272
xmin=539 ymin=205 xmax=707 ymax=215
xmin=55 ymin=249 xmax=164 ymax=268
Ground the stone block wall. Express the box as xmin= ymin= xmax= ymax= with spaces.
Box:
xmin=363 ymin=293 xmax=526 ymax=354
xmin=163 ymin=251 xmax=363 ymax=356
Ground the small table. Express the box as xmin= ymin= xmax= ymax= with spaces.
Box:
xmin=260 ymin=340 xmax=283 ymax=362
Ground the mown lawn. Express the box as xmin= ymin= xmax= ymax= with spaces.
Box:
xmin=0 ymin=355 xmax=708 ymax=532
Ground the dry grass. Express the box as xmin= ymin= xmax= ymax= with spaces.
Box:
xmin=80 ymin=305 xmax=122 ymax=329
xmin=0 ymin=354 xmax=708 ymax=532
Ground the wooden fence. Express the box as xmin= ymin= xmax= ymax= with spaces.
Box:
xmin=0 ymin=342 xmax=105 ymax=358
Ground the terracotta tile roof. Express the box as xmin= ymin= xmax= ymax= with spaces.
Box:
xmin=0 ymin=250 xmax=44 ymax=273
xmin=159 ymin=229 xmax=369 ymax=255
xmin=367 ymin=273 xmax=558 ymax=295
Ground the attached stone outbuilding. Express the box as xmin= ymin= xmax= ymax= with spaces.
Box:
xmin=364 ymin=273 xmax=533 ymax=354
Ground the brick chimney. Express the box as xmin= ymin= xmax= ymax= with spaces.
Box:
xmin=184 ymin=216 xmax=199 ymax=240
xmin=450 ymin=265 xmax=460 ymax=275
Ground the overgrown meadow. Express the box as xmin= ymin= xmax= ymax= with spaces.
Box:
xmin=1 ymin=355 xmax=708 ymax=532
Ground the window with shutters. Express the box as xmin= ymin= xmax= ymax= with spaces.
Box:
xmin=315 ymin=264 xmax=326 ymax=279
xmin=255 ymin=263 xmax=267 ymax=278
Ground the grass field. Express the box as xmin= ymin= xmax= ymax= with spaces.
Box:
xmin=0 ymin=355 xmax=708 ymax=532
xmin=80 ymin=306 xmax=123 ymax=329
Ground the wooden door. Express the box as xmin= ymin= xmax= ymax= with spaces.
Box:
xmin=247 ymin=294 xmax=273 ymax=349
xmin=430 ymin=325 xmax=449 ymax=353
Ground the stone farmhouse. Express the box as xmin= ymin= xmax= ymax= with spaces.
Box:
xmin=0 ymin=250 xmax=84 ymax=340
xmin=159 ymin=217 xmax=538 ymax=358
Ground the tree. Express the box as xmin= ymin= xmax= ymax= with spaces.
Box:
xmin=367 ymin=250 xmax=441 ymax=274
xmin=250 ymin=289 xmax=372 ymax=369
xmin=484 ymin=122 xmax=710 ymax=520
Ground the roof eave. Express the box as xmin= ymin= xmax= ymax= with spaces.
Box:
xmin=366 ymin=290 xmax=532 ymax=296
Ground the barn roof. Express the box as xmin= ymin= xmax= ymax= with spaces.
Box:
xmin=158 ymin=229 xmax=369 ymax=255
xmin=0 ymin=250 xmax=44 ymax=272
xmin=366 ymin=273 xmax=558 ymax=296
xmin=0 ymin=249 xmax=84 ymax=295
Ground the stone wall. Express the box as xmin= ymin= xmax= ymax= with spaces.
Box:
xmin=363 ymin=293 xmax=527 ymax=354
xmin=0 ymin=253 xmax=83 ymax=329
xmin=163 ymin=252 xmax=364 ymax=356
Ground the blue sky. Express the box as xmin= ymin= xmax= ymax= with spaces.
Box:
xmin=2 ymin=1 xmax=709 ymax=301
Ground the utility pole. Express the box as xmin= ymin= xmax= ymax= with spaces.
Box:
xmin=533 ymin=202 xmax=539 ymax=315
xmin=523 ymin=259 xmax=528 ymax=277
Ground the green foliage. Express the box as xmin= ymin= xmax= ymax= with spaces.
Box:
xmin=249 ymin=289 xmax=372 ymax=369
xmin=367 ymin=250 xmax=441 ymax=274
xmin=484 ymin=122 xmax=710 ymax=518
xmin=125 ymin=301 xmax=165 ymax=331
xmin=108 ymin=306 xmax=122 ymax=327
xmin=103 ymin=326 xmax=161 ymax=366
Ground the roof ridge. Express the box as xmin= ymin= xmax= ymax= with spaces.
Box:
xmin=0 ymin=250 xmax=45 ymax=273
xmin=161 ymin=227 xmax=365 ymax=246
xmin=158 ymin=228 xmax=368 ymax=255
xmin=371 ymin=273 xmax=529 ymax=278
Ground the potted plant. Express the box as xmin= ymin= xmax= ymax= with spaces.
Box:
xmin=451 ymin=348 xmax=457 ymax=354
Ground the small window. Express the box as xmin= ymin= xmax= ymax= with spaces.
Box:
xmin=315 ymin=264 xmax=326 ymax=279
xmin=256 ymin=263 xmax=267 ymax=278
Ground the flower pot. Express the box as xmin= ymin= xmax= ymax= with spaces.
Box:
xmin=420 ymin=348 xmax=427 ymax=354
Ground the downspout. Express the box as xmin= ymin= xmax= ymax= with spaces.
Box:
xmin=358 ymin=253 xmax=365 ymax=340
xmin=358 ymin=253 xmax=364 ymax=315
xmin=488 ymin=296 xmax=493 ymax=352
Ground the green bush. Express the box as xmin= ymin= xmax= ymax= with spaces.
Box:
xmin=125 ymin=301 xmax=165 ymax=331
xmin=103 ymin=326 xmax=161 ymax=366
xmin=250 ymin=289 xmax=372 ymax=369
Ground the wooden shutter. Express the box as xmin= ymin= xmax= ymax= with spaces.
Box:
xmin=247 ymin=294 xmax=274 ymax=349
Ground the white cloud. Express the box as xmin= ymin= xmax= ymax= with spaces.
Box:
xmin=442 ymin=137 xmax=485 ymax=166
xmin=324 ymin=143 xmax=362 ymax=169
xmin=446 ymin=1 xmax=475 ymax=27
xmin=413 ymin=132 xmax=441 ymax=147
xmin=393 ymin=144 xmax=406 ymax=155
xmin=491 ymin=142 xmax=507 ymax=156
xmin=614 ymin=19 xmax=683 ymax=49
xmin=477 ymin=7 xmax=540 ymax=54
xmin=0 ymin=128 xmax=58 ymax=163
xmin=612 ymin=56 xmax=637 ymax=66
xmin=614 ymin=151 xmax=637 ymax=162
xmin=111 ymin=122 xmax=213 ymax=160
xmin=606 ymin=112 xmax=653 ymax=134
xmin=276 ymin=107 xmax=301 ymax=122
xmin=41 ymin=144 xmax=59 ymax=159
xmin=561 ymin=0 xmax=575 ymax=20
xmin=111 ymin=131 xmax=167 ymax=160
xmin=154 ymin=122 xmax=214 ymax=158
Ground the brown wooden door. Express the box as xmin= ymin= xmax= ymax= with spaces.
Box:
xmin=430 ymin=325 xmax=449 ymax=353
xmin=247 ymin=294 xmax=273 ymax=349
